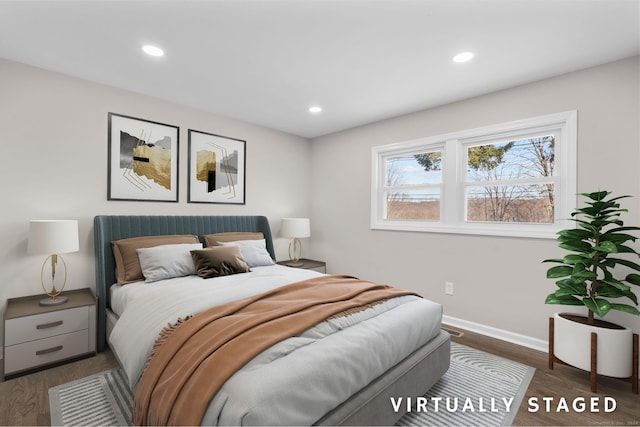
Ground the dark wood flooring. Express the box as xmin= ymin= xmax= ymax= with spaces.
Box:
xmin=0 ymin=351 xmax=119 ymax=426
xmin=0 ymin=327 xmax=637 ymax=426
xmin=449 ymin=327 xmax=639 ymax=426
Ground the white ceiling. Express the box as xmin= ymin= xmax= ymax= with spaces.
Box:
xmin=1 ymin=0 xmax=638 ymax=138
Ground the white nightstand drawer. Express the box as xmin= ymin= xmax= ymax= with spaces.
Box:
xmin=5 ymin=306 xmax=89 ymax=346
xmin=4 ymin=329 xmax=90 ymax=374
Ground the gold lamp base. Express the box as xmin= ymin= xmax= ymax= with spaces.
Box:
xmin=288 ymin=238 xmax=304 ymax=267
xmin=39 ymin=254 xmax=68 ymax=306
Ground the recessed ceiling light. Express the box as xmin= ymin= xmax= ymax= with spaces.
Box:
xmin=142 ymin=44 xmax=164 ymax=57
xmin=453 ymin=51 xmax=474 ymax=63
xmin=309 ymin=106 xmax=323 ymax=114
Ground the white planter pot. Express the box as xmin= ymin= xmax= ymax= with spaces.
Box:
xmin=554 ymin=312 xmax=633 ymax=378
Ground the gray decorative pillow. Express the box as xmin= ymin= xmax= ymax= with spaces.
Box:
xmin=190 ymin=246 xmax=251 ymax=278
xmin=136 ymin=243 xmax=203 ymax=282
xmin=217 ymin=239 xmax=274 ymax=267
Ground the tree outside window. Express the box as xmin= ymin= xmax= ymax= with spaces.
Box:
xmin=465 ymin=136 xmax=555 ymax=224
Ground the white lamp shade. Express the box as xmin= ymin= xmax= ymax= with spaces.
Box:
xmin=28 ymin=220 xmax=79 ymax=255
xmin=281 ymin=218 xmax=311 ymax=238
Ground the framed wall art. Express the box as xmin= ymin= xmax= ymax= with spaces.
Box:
xmin=188 ymin=129 xmax=246 ymax=204
xmin=108 ymin=113 xmax=179 ymax=202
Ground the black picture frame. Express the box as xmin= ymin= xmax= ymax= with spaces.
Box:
xmin=107 ymin=113 xmax=179 ymax=202
xmin=187 ymin=129 xmax=246 ymax=204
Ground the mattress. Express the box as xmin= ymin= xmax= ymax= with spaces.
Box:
xmin=108 ymin=265 xmax=443 ymax=425
xmin=109 ymin=282 xmax=133 ymax=317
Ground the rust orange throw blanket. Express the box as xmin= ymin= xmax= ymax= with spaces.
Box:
xmin=132 ymin=275 xmax=418 ymax=426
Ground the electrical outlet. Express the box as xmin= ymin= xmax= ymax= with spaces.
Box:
xmin=445 ymin=281 xmax=454 ymax=295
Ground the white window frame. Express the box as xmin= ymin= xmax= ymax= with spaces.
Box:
xmin=371 ymin=111 xmax=577 ymax=238
xmin=381 ymin=144 xmax=445 ymax=222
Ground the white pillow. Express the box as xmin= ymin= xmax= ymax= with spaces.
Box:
xmin=218 ymin=239 xmax=274 ymax=267
xmin=136 ymin=243 xmax=203 ymax=282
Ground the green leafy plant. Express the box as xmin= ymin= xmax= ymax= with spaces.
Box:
xmin=544 ymin=191 xmax=640 ymax=324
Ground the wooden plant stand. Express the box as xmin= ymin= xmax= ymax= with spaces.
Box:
xmin=549 ymin=317 xmax=639 ymax=394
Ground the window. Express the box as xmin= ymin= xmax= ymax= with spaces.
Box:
xmin=384 ymin=149 xmax=442 ymax=221
xmin=464 ymin=135 xmax=556 ymax=224
xmin=371 ymin=111 xmax=577 ymax=238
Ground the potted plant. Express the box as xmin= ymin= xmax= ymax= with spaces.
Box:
xmin=544 ymin=190 xmax=640 ymax=381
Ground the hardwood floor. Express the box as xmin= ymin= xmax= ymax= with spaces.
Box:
xmin=0 ymin=351 xmax=119 ymax=426
xmin=449 ymin=327 xmax=640 ymax=426
xmin=0 ymin=328 xmax=637 ymax=426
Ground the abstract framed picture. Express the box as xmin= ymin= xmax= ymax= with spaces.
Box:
xmin=187 ymin=129 xmax=246 ymax=204
xmin=107 ymin=113 xmax=179 ymax=202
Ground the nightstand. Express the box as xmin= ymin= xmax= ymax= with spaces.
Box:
xmin=3 ymin=288 xmax=96 ymax=380
xmin=277 ymin=258 xmax=326 ymax=273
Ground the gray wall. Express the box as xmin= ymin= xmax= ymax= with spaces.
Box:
xmin=310 ymin=56 xmax=640 ymax=345
xmin=0 ymin=58 xmax=312 ymax=351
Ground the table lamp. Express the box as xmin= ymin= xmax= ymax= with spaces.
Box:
xmin=27 ymin=220 xmax=79 ymax=306
xmin=281 ymin=218 xmax=310 ymax=267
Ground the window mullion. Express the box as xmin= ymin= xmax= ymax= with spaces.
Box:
xmin=464 ymin=175 xmax=559 ymax=188
xmin=442 ymin=139 xmax=459 ymax=226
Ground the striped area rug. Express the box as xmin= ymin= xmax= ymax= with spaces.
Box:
xmin=397 ymin=342 xmax=535 ymax=426
xmin=49 ymin=367 xmax=133 ymax=426
xmin=48 ymin=343 xmax=534 ymax=426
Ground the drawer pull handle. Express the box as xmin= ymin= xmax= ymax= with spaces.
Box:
xmin=36 ymin=345 xmax=63 ymax=356
xmin=36 ymin=320 xmax=63 ymax=330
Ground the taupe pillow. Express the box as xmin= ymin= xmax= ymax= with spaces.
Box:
xmin=112 ymin=235 xmax=200 ymax=284
xmin=203 ymin=232 xmax=264 ymax=247
xmin=191 ymin=246 xmax=251 ymax=278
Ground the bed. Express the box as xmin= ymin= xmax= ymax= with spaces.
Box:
xmin=93 ymin=215 xmax=450 ymax=426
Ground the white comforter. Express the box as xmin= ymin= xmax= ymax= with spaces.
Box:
xmin=108 ymin=265 xmax=442 ymax=425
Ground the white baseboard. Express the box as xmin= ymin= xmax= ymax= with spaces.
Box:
xmin=443 ymin=314 xmax=548 ymax=353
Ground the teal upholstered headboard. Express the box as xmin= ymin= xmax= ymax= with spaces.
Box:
xmin=93 ymin=215 xmax=275 ymax=351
